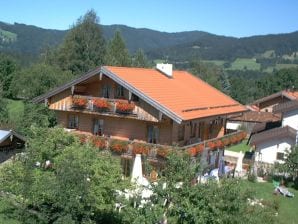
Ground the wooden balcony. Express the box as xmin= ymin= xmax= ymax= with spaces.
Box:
xmin=49 ymin=95 xmax=159 ymax=122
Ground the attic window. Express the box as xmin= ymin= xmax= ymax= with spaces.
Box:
xmin=276 ymin=152 xmax=284 ymax=160
xmin=115 ymin=85 xmax=124 ymax=98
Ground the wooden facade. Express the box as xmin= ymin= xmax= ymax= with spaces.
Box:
xmin=47 ymin=74 xmax=227 ymax=146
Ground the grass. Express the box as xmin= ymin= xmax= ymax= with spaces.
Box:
xmin=241 ymin=180 xmax=298 ymax=224
xmin=225 ymin=141 xmax=251 ymax=152
xmin=202 ymin=60 xmax=226 ymax=66
xmin=0 ymin=29 xmax=17 ymax=43
xmin=5 ymin=99 xmax=24 ymax=124
xmin=275 ymin=63 xmax=298 ymax=70
xmin=228 ymin=58 xmax=261 ymax=71
xmin=0 ymin=197 xmax=20 ymax=224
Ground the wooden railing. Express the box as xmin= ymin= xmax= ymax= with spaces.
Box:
xmin=74 ymin=130 xmax=247 ymax=160
xmin=50 ymin=95 xmax=159 ymax=122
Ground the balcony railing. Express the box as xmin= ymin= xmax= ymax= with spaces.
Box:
xmin=50 ymin=95 xmax=159 ymax=122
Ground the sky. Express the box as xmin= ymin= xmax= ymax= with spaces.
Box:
xmin=0 ymin=0 xmax=298 ymax=37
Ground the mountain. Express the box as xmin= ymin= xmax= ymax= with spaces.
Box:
xmin=1 ymin=21 xmax=298 ymax=64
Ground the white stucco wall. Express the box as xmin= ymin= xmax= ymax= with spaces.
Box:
xmin=255 ymin=137 xmax=295 ymax=164
xmin=283 ymin=109 xmax=298 ymax=130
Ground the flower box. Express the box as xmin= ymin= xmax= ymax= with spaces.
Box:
xmin=196 ymin=144 xmax=204 ymax=153
xmin=116 ymin=101 xmax=135 ymax=114
xmin=188 ymin=147 xmax=197 ymax=157
xmin=207 ymin=141 xmax=216 ymax=150
xmin=222 ymin=138 xmax=230 ymax=146
xmin=215 ymin=140 xmax=224 ymax=149
xmin=132 ymin=143 xmax=150 ymax=155
xmin=109 ymin=139 xmax=129 ymax=154
xmin=90 ymin=136 xmax=106 ymax=149
xmin=156 ymin=147 xmax=170 ymax=158
xmin=93 ymin=98 xmax=110 ymax=111
xmin=72 ymin=96 xmax=87 ymax=108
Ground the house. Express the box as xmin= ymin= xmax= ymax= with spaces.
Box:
xmin=226 ymin=110 xmax=281 ymax=134
xmin=33 ymin=64 xmax=247 ymax=147
xmin=249 ymin=91 xmax=298 ymax=166
xmin=0 ymin=129 xmax=26 ymax=163
xmin=251 ymin=89 xmax=298 ymax=112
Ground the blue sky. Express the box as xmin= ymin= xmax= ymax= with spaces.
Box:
xmin=0 ymin=0 xmax=297 ymax=37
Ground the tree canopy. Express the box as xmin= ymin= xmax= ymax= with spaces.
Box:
xmin=56 ymin=9 xmax=106 ymax=75
xmin=105 ymin=30 xmax=131 ymax=67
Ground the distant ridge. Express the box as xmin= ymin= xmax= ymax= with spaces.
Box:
xmin=1 ymin=21 xmax=298 ymax=62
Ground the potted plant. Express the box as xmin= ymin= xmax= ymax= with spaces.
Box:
xmin=215 ymin=139 xmax=224 ymax=149
xmin=72 ymin=96 xmax=87 ymax=108
xmin=93 ymin=98 xmax=110 ymax=112
xmin=116 ymin=101 xmax=135 ymax=114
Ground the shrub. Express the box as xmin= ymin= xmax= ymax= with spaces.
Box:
xmin=156 ymin=147 xmax=170 ymax=158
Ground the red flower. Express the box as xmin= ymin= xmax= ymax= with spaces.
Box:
xmin=132 ymin=143 xmax=150 ymax=155
xmin=222 ymin=138 xmax=230 ymax=146
xmin=90 ymin=136 xmax=106 ymax=149
xmin=73 ymin=96 xmax=87 ymax=107
xmin=188 ymin=147 xmax=197 ymax=157
xmin=93 ymin=98 xmax=109 ymax=109
xmin=196 ymin=144 xmax=204 ymax=153
xmin=207 ymin=141 xmax=216 ymax=149
xmin=156 ymin=147 xmax=170 ymax=158
xmin=109 ymin=139 xmax=129 ymax=153
xmin=116 ymin=101 xmax=135 ymax=113
xmin=215 ymin=140 xmax=224 ymax=149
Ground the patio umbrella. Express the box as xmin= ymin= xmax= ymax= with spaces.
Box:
xmin=131 ymin=154 xmax=143 ymax=186
xmin=235 ymin=151 xmax=244 ymax=176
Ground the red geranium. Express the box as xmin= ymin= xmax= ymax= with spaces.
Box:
xmin=116 ymin=101 xmax=135 ymax=113
xmin=93 ymin=98 xmax=109 ymax=109
xmin=73 ymin=96 xmax=87 ymax=107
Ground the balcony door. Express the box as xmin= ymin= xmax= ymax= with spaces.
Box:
xmin=93 ymin=119 xmax=104 ymax=136
xmin=147 ymin=125 xmax=159 ymax=144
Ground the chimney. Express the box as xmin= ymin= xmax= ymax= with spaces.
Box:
xmin=156 ymin=63 xmax=173 ymax=78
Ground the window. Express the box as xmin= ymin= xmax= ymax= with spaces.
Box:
xmin=68 ymin=114 xmax=79 ymax=129
xmin=115 ymin=85 xmax=125 ymax=98
xmin=276 ymin=152 xmax=284 ymax=160
xmin=102 ymin=84 xmax=111 ymax=98
xmin=190 ymin=122 xmax=197 ymax=138
xmin=148 ymin=125 xmax=159 ymax=144
xmin=178 ymin=124 xmax=185 ymax=141
xmin=93 ymin=119 xmax=104 ymax=136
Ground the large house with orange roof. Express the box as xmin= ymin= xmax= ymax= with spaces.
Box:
xmin=33 ymin=64 xmax=246 ymax=146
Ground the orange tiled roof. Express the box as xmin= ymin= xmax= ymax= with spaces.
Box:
xmin=104 ymin=66 xmax=246 ymax=121
xmin=284 ymin=90 xmax=298 ymax=99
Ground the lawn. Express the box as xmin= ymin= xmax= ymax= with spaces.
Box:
xmin=241 ymin=180 xmax=298 ymax=224
xmin=225 ymin=141 xmax=251 ymax=152
xmin=5 ymin=99 xmax=24 ymax=124
xmin=228 ymin=58 xmax=261 ymax=70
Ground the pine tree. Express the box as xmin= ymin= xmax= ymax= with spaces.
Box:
xmin=105 ymin=30 xmax=131 ymax=66
xmin=132 ymin=48 xmax=150 ymax=68
xmin=57 ymin=9 xmax=106 ymax=75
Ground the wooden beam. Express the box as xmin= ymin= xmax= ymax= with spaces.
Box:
xmin=71 ymin=85 xmax=75 ymax=95
xmin=129 ymin=91 xmax=132 ymax=101
xmin=99 ymin=72 xmax=103 ymax=81
xmin=44 ymin=98 xmax=48 ymax=107
xmin=159 ymin=111 xmax=163 ymax=121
